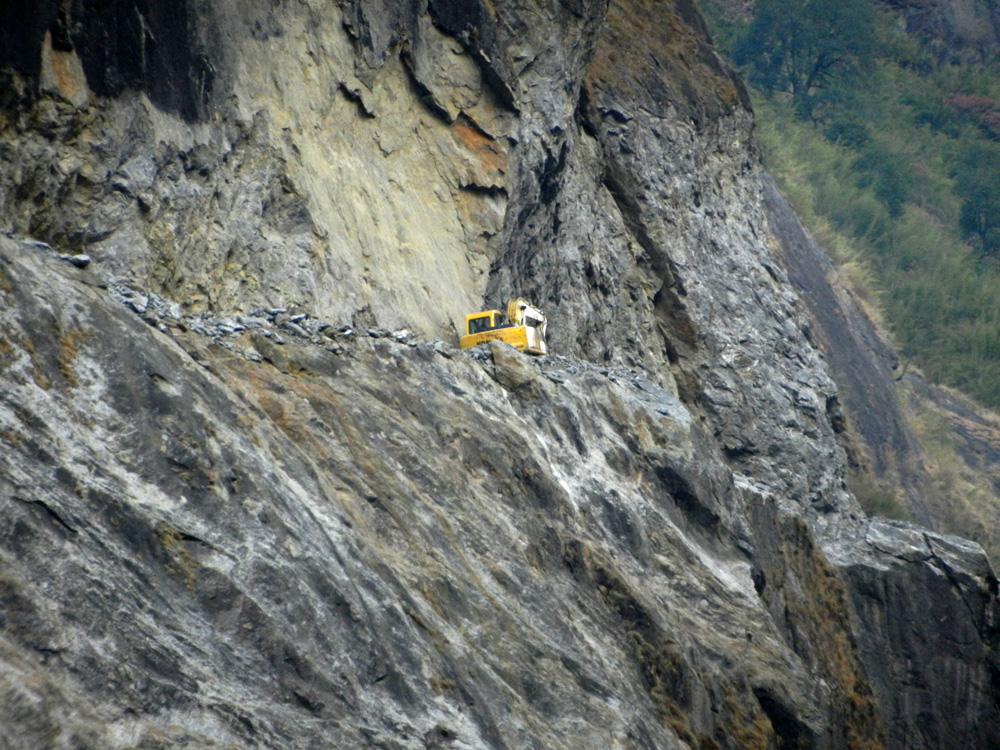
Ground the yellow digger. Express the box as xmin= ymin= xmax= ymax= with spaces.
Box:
xmin=459 ymin=298 xmax=548 ymax=355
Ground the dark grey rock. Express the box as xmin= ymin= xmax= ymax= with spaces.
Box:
xmin=19 ymin=238 xmax=52 ymax=251
xmin=765 ymin=176 xmax=934 ymax=525
xmin=0 ymin=1 xmax=998 ymax=748
xmin=281 ymin=321 xmax=309 ymax=338
xmin=827 ymin=519 xmax=1000 ymax=750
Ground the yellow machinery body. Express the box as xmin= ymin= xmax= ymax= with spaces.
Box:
xmin=459 ymin=298 xmax=548 ymax=355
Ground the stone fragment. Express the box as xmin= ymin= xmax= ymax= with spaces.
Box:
xmin=489 ymin=339 xmax=541 ymax=393
xmin=432 ymin=340 xmax=453 ymax=358
xmin=865 ymin=519 xmax=931 ymax=562
xmin=126 ymin=296 xmax=149 ymax=314
xmin=282 ymin=322 xmax=309 ymax=338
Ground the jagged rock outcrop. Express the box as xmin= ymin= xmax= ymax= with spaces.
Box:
xmin=2 ymin=1 xmax=999 ymax=749
xmin=762 ymin=176 xmax=935 ymax=526
xmin=878 ymin=0 xmax=1000 ymax=62
xmin=830 ymin=520 xmax=1000 ymax=750
xmin=0 ymin=238 xmax=872 ymax=749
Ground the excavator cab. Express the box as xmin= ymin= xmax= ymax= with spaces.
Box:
xmin=465 ymin=310 xmax=508 ymax=336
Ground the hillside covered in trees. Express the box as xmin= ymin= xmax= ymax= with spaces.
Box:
xmin=702 ymin=0 xmax=1000 ymax=408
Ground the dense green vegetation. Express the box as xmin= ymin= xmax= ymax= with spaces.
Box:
xmin=701 ymin=0 xmax=1000 ymax=407
xmin=733 ymin=0 xmax=877 ymax=121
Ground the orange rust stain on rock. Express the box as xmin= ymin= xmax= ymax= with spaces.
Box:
xmin=218 ymin=359 xmax=321 ymax=451
xmin=452 ymin=115 xmax=507 ymax=176
xmin=50 ymin=51 xmax=83 ymax=99
xmin=41 ymin=31 xmax=89 ymax=106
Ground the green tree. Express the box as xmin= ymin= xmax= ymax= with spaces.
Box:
xmin=954 ymin=143 xmax=1000 ymax=257
xmin=734 ymin=0 xmax=877 ymax=120
xmin=852 ymin=143 xmax=909 ymax=218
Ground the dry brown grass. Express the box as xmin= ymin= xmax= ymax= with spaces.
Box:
xmin=158 ymin=525 xmax=200 ymax=588
xmin=57 ymin=328 xmax=86 ymax=386
xmin=722 ymin=691 xmax=772 ymax=750
xmin=900 ymin=377 xmax=1000 ymax=563
xmin=780 ymin=517 xmax=886 ymax=750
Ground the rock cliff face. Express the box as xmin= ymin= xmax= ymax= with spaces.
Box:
xmin=1 ymin=2 xmax=999 ymax=749
xmin=878 ymin=0 xmax=1000 ymax=62
xmin=762 ymin=177 xmax=934 ymax=526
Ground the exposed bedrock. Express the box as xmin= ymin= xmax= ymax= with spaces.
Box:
xmin=1 ymin=1 xmax=999 ymax=748
xmin=763 ymin=176 xmax=935 ymax=526
xmin=0 ymin=239 xmax=883 ymax=750
xmin=877 ymin=0 xmax=1000 ymax=62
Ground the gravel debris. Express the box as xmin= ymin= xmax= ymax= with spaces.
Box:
xmin=105 ymin=281 xmax=435 ymax=363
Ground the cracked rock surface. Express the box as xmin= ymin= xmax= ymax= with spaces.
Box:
xmin=2 ymin=1 xmax=1000 ymax=749
xmin=0 ymin=239 xmax=876 ymax=748
xmin=828 ymin=520 xmax=1000 ymax=750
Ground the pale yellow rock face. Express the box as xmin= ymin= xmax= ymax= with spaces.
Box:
xmin=17 ymin=4 xmax=513 ymax=339
xmin=223 ymin=5 xmax=512 ymax=338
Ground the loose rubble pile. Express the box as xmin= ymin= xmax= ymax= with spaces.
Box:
xmin=107 ymin=275 xmax=421 ymax=360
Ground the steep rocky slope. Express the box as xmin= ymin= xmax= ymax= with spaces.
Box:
xmin=771 ymin=164 xmax=1000 ymax=558
xmin=762 ymin=177 xmax=934 ymax=525
xmin=879 ymin=0 xmax=1000 ymax=62
xmin=1 ymin=1 xmax=999 ymax=749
